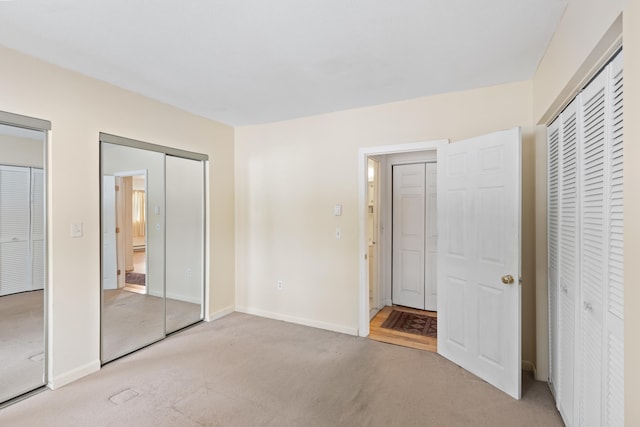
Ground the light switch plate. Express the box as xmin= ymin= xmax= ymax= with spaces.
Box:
xmin=334 ymin=204 xmax=342 ymax=216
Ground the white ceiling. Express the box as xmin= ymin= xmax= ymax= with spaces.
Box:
xmin=0 ymin=0 xmax=567 ymax=126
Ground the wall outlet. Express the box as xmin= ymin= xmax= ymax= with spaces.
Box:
xmin=277 ymin=280 xmax=284 ymax=290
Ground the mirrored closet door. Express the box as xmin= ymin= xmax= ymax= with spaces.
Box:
xmin=100 ymin=134 xmax=206 ymax=363
xmin=0 ymin=113 xmax=49 ymax=405
xmin=165 ymin=155 xmax=204 ymax=334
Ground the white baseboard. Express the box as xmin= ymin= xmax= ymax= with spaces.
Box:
xmin=206 ymin=305 xmax=235 ymax=322
xmin=166 ymin=292 xmax=201 ymax=304
xmin=522 ymin=360 xmax=537 ymax=378
xmin=236 ymin=306 xmax=358 ymax=336
xmin=49 ymin=359 xmax=100 ymax=390
xmin=146 ymin=290 xmax=200 ymax=305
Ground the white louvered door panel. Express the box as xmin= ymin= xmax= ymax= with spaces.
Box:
xmin=548 ymin=50 xmax=624 ymax=427
xmin=547 ymin=118 xmax=560 ymax=398
xmin=0 ymin=166 xmax=31 ymax=295
xmin=605 ymin=52 xmax=624 ymax=427
xmin=31 ymin=168 xmax=45 ymax=291
xmin=578 ymin=69 xmax=607 ymax=427
xmin=558 ymin=99 xmax=579 ymax=426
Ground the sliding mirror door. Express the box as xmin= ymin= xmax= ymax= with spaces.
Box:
xmin=101 ymin=135 xmax=206 ymax=363
xmin=0 ymin=115 xmax=48 ymax=404
xmin=101 ymin=143 xmax=165 ymax=362
xmin=165 ymin=155 xmax=204 ymax=333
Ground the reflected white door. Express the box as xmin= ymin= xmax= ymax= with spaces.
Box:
xmin=0 ymin=166 xmax=30 ymax=296
xmin=392 ymin=163 xmax=426 ymax=309
xmin=437 ymin=128 xmax=521 ymax=399
xmin=30 ymin=168 xmax=45 ymax=291
xmin=102 ymin=176 xmax=117 ymax=290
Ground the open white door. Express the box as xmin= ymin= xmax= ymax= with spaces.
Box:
xmin=437 ymin=127 xmax=521 ymax=399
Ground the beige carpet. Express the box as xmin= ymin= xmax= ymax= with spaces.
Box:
xmin=0 ymin=312 xmax=562 ymax=426
xmin=0 ymin=290 xmax=45 ymax=403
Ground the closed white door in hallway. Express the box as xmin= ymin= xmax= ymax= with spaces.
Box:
xmin=391 ymin=162 xmax=437 ymax=310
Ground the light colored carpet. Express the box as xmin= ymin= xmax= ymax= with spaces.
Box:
xmin=102 ymin=289 xmax=201 ymax=361
xmin=0 ymin=290 xmax=45 ymax=403
xmin=0 ymin=312 xmax=563 ymax=426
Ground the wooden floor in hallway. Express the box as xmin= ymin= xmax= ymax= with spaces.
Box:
xmin=368 ymin=305 xmax=437 ymax=353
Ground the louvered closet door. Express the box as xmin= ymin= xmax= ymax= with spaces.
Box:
xmin=578 ymin=67 xmax=607 ymax=427
xmin=558 ymin=99 xmax=579 ymax=426
xmin=604 ymin=52 xmax=624 ymax=427
xmin=548 ymin=50 xmax=624 ymax=427
xmin=0 ymin=166 xmax=31 ymax=296
xmin=31 ymin=168 xmax=44 ymax=291
xmin=576 ymin=51 xmax=625 ymax=427
xmin=547 ymin=118 xmax=560 ymax=399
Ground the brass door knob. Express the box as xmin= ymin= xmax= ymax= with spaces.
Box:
xmin=501 ymin=275 xmax=514 ymax=285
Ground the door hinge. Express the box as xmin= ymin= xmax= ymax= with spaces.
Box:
xmin=115 ymin=227 xmax=120 ymax=233
xmin=117 ymin=269 xmax=121 ymax=276
xmin=115 ymin=185 xmax=120 ymax=191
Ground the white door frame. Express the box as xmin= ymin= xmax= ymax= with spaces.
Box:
xmin=358 ymin=140 xmax=448 ymax=336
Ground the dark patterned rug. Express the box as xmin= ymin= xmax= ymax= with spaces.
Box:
xmin=125 ymin=272 xmax=146 ymax=286
xmin=381 ymin=309 xmax=437 ymax=337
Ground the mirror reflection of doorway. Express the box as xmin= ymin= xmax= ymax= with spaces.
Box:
xmin=120 ymin=174 xmax=147 ymax=295
xmin=101 ymin=172 xmax=148 ymax=296
xmin=100 ymin=135 xmax=206 ymax=364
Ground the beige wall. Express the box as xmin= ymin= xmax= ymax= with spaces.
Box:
xmin=0 ymin=133 xmax=44 ymax=168
xmin=235 ymin=81 xmax=538 ymax=365
xmin=0 ymin=45 xmax=235 ymax=388
xmin=532 ymin=0 xmax=639 ymax=425
xmin=533 ymin=0 xmax=624 ymax=123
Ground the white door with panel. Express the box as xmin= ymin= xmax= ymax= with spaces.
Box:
xmin=392 ymin=162 xmax=437 ymax=310
xmin=437 ymin=128 xmax=522 ymax=399
xmin=425 ymin=164 xmax=438 ymax=311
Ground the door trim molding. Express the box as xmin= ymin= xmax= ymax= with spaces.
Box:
xmin=357 ymin=140 xmax=448 ymax=336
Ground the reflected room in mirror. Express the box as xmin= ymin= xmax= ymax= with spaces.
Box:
xmin=101 ymin=139 xmax=205 ymax=363
xmin=0 ymin=122 xmax=46 ymax=405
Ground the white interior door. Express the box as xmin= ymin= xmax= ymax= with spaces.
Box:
xmin=425 ymin=163 xmax=438 ymax=311
xmin=392 ymin=163 xmax=426 ymax=309
xmin=102 ymin=176 xmax=117 ymax=290
xmin=437 ymin=127 xmax=521 ymax=399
